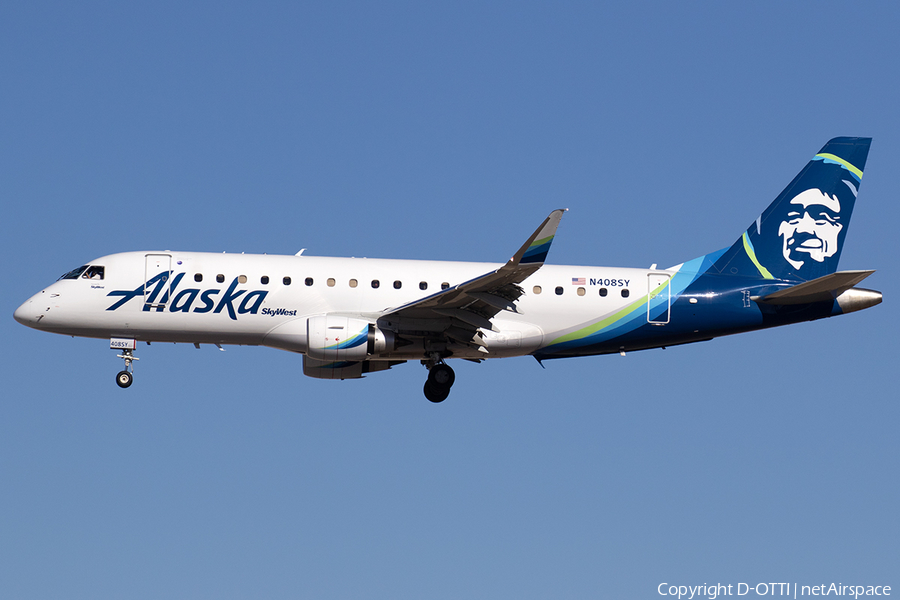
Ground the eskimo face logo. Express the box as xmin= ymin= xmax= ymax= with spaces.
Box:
xmin=777 ymin=188 xmax=843 ymax=270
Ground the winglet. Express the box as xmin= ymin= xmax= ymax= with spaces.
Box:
xmin=510 ymin=209 xmax=567 ymax=266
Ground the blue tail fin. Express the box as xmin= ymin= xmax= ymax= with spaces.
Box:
xmin=710 ymin=137 xmax=871 ymax=281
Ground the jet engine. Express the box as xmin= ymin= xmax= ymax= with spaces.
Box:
xmin=306 ymin=315 xmax=394 ymax=361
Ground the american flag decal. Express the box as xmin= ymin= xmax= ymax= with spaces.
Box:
xmin=572 ymin=277 xmax=585 ymax=285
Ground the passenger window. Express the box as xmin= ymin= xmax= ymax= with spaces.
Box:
xmin=372 ymin=280 xmax=380 ymax=289
xmin=621 ymin=289 xmax=630 ymax=298
xmin=82 ymin=266 xmax=105 ymax=280
xmin=261 ymin=276 xmax=269 ymax=284
xmin=327 ymin=278 xmax=335 ymax=287
xmin=555 ymin=286 xmax=564 ymax=295
xmin=283 ymin=277 xmax=291 ymax=285
xmin=577 ymin=287 xmax=585 ymax=296
xmin=305 ymin=277 xmax=314 ymax=286
xmin=441 ymin=282 xmax=450 ymax=290
xmin=533 ymin=285 xmax=542 ymax=294
xmin=393 ymin=280 xmax=402 ymax=289
xmin=419 ymin=281 xmax=428 ymax=290
xmin=216 ymin=274 xmax=225 ymax=283
xmin=195 ymin=273 xmax=203 ymax=283
xmin=599 ymin=288 xmax=608 ymax=297
xmin=238 ymin=275 xmax=247 ymax=284
xmin=59 ymin=266 xmax=88 ymax=280
xmin=349 ymin=279 xmax=358 ymax=288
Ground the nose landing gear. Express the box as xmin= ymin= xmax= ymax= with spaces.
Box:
xmin=111 ymin=338 xmax=139 ymax=388
xmin=423 ymin=358 xmax=455 ymax=403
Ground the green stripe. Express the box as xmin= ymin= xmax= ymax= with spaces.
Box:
xmin=550 ymin=295 xmax=649 ymax=346
xmin=530 ymin=235 xmax=554 ymax=248
xmin=742 ymin=232 xmax=774 ymax=280
xmin=815 ymin=153 xmax=864 ymax=180
xmin=649 ymin=278 xmax=669 ymax=299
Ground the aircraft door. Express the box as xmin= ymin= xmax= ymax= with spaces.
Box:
xmin=144 ymin=254 xmax=172 ymax=309
xmin=647 ymin=273 xmax=671 ymax=324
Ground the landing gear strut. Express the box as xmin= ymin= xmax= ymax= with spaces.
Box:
xmin=115 ymin=348 xmax=138 ymax=389
xmin=423 ymin=357 xmax=455 ymax=403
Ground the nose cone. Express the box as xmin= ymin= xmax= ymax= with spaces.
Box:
xmin=14 ymin=292 xmax=47 ymax=329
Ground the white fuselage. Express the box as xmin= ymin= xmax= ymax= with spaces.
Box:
xmin=15 ymin=251 xmax=662 ymax=361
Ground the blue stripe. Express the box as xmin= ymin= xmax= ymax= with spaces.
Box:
xmin=522 ymin=242 xmax=551 ymax=264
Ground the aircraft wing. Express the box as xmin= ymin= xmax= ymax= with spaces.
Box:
xmin=375 ymin=209 xmax=566 ymax=351
xmin=752 ymin=270 xmax=875 ymax=305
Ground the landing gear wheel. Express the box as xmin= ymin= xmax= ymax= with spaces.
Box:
xmin=116 ymin=370 xmax=133 ymax=388
xmin=423 ymin=362 xmax=455 ymax=402
xmin=428 ymin=363 xmax=455 ymax=388
xmin=424 ymin=380 xmax=450 ymax=403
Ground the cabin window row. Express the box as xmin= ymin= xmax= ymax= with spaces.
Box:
xmin=192 ymin=273 xmax=450 ymax=290
xmin=532 ymin=285 xmax=630 ymax=298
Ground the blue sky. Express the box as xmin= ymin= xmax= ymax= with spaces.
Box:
xmin=2 ymin=2 xmax=898 ymax=598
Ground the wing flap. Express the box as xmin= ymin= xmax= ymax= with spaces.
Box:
xmin=465 ymin=291 xmax=522 ymax=314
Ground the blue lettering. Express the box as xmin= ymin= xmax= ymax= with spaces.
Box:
xmin=171 ymin=289 xmax=200 ymax=313
xmin=261 ymin=307 xmax=297 ymax=317
xmin=141 ymin=272 xmax=170 ymax=311
xmin=214 ymin=278 xmax=247 ymax=320
xmin=107 ymin=271 xmax=170 ymax=311
xmin=150 ymin=272 xmax=184 ymax=312
xmin=106 ymin=285 xmax=144 ymax=310
xmin=586 ymin=277 xmax=632 ymax=288
xmin=238 ymin=290 xmax=268 ymax=315
xmin=108 ymin=272 xmax=274 ymax=319
xmin=194 ymin=289 xmax=219 ymax=313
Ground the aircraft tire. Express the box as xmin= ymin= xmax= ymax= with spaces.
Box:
xmin=116 ymin=370 xmax=133 ymax=388
xmin=423 ymin=380 xmax=449 ymax=403
xmin=428 ymin=363 xmax=455 ymax=388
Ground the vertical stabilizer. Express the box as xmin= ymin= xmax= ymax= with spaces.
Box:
xmin=711 ymin=137 xmax=871 ymax=281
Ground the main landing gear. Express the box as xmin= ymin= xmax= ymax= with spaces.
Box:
xmin=115 ymin=348 xmax=138 ymax=389
xmin=423 ymin=356 xmax=455 ymax=403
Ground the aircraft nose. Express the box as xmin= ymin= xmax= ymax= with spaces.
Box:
xmin=14 ymin=292 xmax=50 ymax=328
xmin=14 ymin=299 xmax=33 ymax=326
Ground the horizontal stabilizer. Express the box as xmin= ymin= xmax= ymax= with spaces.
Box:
xmin=752 ymin=270 xmax=875 ymax=305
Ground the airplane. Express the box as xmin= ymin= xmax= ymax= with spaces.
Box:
xmin=14 ymin=137 xmax=882 ymax=402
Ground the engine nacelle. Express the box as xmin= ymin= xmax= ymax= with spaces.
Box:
xmin=306 ymin=315 xmax=393 ymax=361
xmin=302 ymin=356 xmax=405 ymax=380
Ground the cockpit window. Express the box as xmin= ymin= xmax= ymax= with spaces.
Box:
xmin=82 ymin=265 xmax=105 ymax=280
xmin=59 ymin=266 xmax=88 ymax=280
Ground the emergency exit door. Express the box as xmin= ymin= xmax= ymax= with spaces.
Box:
xmin=144 ymin=254 xmax=172 ymax=308
xmin=647 ymin=273 xmax=671 ymax=324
